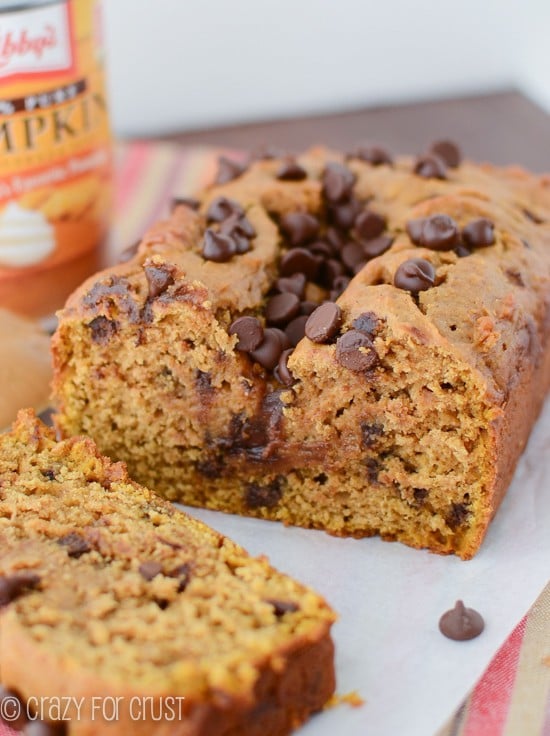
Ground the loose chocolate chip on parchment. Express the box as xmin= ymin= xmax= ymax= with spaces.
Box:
xmin=57 ymin=533 xmax=91 ymax=559
xmin=439 ymin=600 xmax=484 ymax=641
xmin=305 ymin=302 xmax=342 ymax=343
xmin=276 ymin=158 xmax=307 ymax=181
xmin=138 ymin=561 xmax=163 ymax=581
xmin=202 ymin=229 xmax=237 ymax=263
xmin=215 ymin=156 xmax=246 ymax=185
xmin=414 ymin=154 xmax=447 ymax=180
xmin=335 ymin=330 xmax=379 ymax=371
xmin=144 ymin=263 xmax=175 ymax=299
xmin=279 ymin=212 xmax=320 ymax=246
xmin=322 ymin=162 xmax=356 ymax=203
xmin=229 ymin=316 xmax=264 ymax=352
xmin=206 ymin=196 xmax=244 ymax=223
xmin=0 ymin=572 xmax=40 ymax=606
xmin=429 ymin=140 xmax=462 ymax=168
xmin=394 ymin=258 xmax=436 ymax=293
xmin=462 ymin=218 xmax=495 ymax=248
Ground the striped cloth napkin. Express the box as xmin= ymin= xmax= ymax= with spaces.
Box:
xmin=0 ymin=141 xmax=549 ymax=736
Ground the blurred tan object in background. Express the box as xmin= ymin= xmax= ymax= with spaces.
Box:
xmin=0 ymin=309 xmax=52 ymax=430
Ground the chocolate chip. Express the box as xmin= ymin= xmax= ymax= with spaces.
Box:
xmin=418 ymin=214 xmax=460 ymax=251
xmin=299 ymin=301 xmax=317 ymax=316
xmin=336 ymin=330 xmax=379 ymax=371
xmin=330 ymin=275 xmax=351 ymax=300
xmin=320 ymin=258 xmax=346 ymax=288
xmin=279 ymin=212 xmax=320 ymax=246
xmin=0 ymin=572 xmax=40 ymax=606
xmin=414 ymin=154 xmax=447 ymax=179
xmin=394 ymin=258 xmax=436 ymax=293
xmin=285 ymin=315 xmax=309 ymax=346
xmin=57 ymin=533 xmax=91 ymax=559
xmin=265 ymin=292 xmax=301 ymax=327
xmin=309 ymin=240 xmax=335 ymax=259
xmin=229 ymin=316 xmax=264 ymax=352
xmin=355 ymin=210 xmax=386 ymax=241
xmin=0 ymin=685 xmax=27 ymax=729
xmin=87 ymin=316 xmax=118 ymax=345
xmin=206 ymin=196 xmax=244 ymax=223
xmin=305 ymin=302 xmax=342 ymax=343
xmin=168 ymin=563 xmax=191 ymax=592
xmin=244 ymin=479 xmax=283 ymax=509
xmin=117 ymin=240 xmax=140 ymax=263
xmin=215 ymin=156 xmax=246 ymax=185
xmin=348 ymin=145 xmax=393 ymax=166
xmin=328 ymin=198 xmax=362 ymax=230
xmin=322 ymin=162 xmax=356 ymax=203
xmin=326 ymin=226 xmax=346 ymax=251
xmin=279 ymin=248 xmax=320 ymax=280
xmin=41 ymin=469 xmax=56 ymax=481
xmin=439 ymin=600 xmax=484 ymax=641
xmin=362 ymin=235 xmax=394 ymax=259
xmin=454 ymin=244 xmax=471 ymax=258
xmin=270 ymin=327 xmax=292 ymax=351
xmin=274 ymin=273 xmax=306 ymax=298
xmin=462 ymin=218 xmax=495 ymax=248
xmin=276 ymin=158 xmax=307 ymax=181
xmin=249 ymin=329 xmax=285 ymax=370
xmin=360 ymin=421 xmax=383 ymax=448
xmin=219 ymin=213 xmax=256 ymax=240
xmin=201 ymin=229 xmax=237 ymax=262
xmin=139 ymin=561 xmax=163 ymax=581
xmin=274 ymin=349 xmax=295 ymax=386
xmin=446 ymin=502 xmax=470 ymax=530
xmin=352 ymin=312 xmax=379 ymax=336
xmin=144 ymin=263 xmax=175 ymax=299
xmin=429 ymin=140 xmax=462 ymax=168
xmin=353 ymin=260 xmax=367 ymax=275
xmin=406 ymin=217 xmax=426 ymax=244
xmin=265 ymin=599 xmax=300 ymax=616
xmin=341 ymin=242 xmax=366 ymax=271
xmin=171 ymin=196 xmax=200 ymax=212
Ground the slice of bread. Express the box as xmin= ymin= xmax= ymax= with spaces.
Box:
xmin=0 ymin=411 xmax=335 ymax=735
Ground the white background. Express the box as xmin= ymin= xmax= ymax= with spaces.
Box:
xmin=102 ymin=0 xmax=550 ymax=137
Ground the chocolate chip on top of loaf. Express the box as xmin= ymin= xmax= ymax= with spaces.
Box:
xmin=52 ymin=142 xmax=550 ymax=559
xmin=0 ymin=411 xmax=335 ymax=736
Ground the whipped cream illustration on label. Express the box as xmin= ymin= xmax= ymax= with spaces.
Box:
xmin=0 ymin=202 xmax=55 ymax=267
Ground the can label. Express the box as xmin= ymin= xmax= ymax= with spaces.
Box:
xmin=0 ymin=0 xmax=111 ymax=317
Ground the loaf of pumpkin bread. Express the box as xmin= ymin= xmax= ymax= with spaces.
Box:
xmin=52 ymin=143 xmax=550 ymax=559
xmin=0 ymin=411 xmax=335 ymax=735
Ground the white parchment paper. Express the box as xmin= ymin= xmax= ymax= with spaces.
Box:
xmin=183 ymin=396 xmax=550 ymax=736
